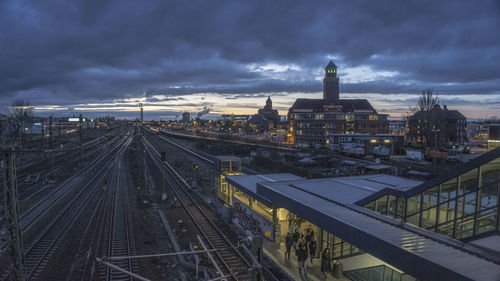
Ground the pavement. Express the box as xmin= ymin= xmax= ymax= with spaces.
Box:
xmin=264 ymin=242 xmax=346 ymax=281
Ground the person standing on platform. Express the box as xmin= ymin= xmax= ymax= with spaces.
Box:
xmin=321 ymin=248 xmax=331 ymax=279
xmin=285 ymin=232 xmax=293 ymax=260
xmin=309 ymin=239 xmax=317 ymax=264
xmin=292 ymin=228 xmax=300 ymax=251
xmin=297 ymin=238 xmax=308 ymax=275
xmin=289 ymin=220 xmax=298 ymax=234
xmin=305 ymin=224 xmax=314 ymax=243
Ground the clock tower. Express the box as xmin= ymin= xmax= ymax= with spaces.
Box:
xmin=323 ymin=60 xmax=339 ymax=104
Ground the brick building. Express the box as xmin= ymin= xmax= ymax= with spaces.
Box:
xmin=287 ymin=61 xmax=389 ymax=148
xmin=407 ymin=104 xmax=467 ymax=148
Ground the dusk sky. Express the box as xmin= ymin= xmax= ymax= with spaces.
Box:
xmin=1 ymin=0 xmax=500 ymax=120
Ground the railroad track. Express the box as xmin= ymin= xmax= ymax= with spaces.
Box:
xmin=143 ymin=129 xmax=289 ymax=281
xmin=0 ymin=131 xmax=133 ymax=280
xmin=152 ymin=127 xmax=297 ymax=152
xmin=143 ymin=126 xmax=214 ymax=164
xmin=18 ymin=135 xmax=129 ymax=234
xmin=0 ymin=131 xmax=122 ymax=216
xmin=99 ymin=149 xmax=138 ymax=281
xmin=143 ymin=136 xmax=254 ymax=281
xmin=0 ymin=134 xmax=126 ymax=245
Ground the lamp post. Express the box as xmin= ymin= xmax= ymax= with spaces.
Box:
xmin=432 ymin=129 xmax=440 ymax=164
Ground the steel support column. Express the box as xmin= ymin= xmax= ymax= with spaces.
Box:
xmin=3 ymin=148 xmax=27 ymax=281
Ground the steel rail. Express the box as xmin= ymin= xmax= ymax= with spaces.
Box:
xmin=104 ymin=148 xmax=136 ymax=281
xmin=143 ymin=134 xmax=285 ymax=281
xmin=0 ymin=134 xmax=128 ymax=251
xmin=23 ymin=136 xmax=133 ymax=279
xmin=143 ymin=126 xmax=214 ymax=164
xmin=143 ymin=137 xmax=253 ymax=281
xmin=0 ymin=132 xmax=133 ymax=280
xmin=19 ymin=135 xmax=129 ymax=232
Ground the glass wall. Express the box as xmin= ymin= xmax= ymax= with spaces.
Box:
xmin=363 ymin=155 xmax=500 ymax=240
xmin=321 ymin=230 xmax=362 ymax=260
xmin=344 ymin=265 xmax=417 ymax=281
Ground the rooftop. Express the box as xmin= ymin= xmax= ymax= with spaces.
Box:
xmin=289 ymin=98 xmax=376 ymax=112
xmin=254 ymin=178 xmax=500 ymax=281
xmin=358 ymin=147 xmax=500 ymax=205
xmin=260 ymin=174 xmax=422 ymax=204
xmin=214 ymin=155 xmax=241 ymax=161
xmin=225 ymin=173 xmax=304 ymax=207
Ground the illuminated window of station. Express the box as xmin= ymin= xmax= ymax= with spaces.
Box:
xmin=215 ymin=156 xmax=241 ymax=205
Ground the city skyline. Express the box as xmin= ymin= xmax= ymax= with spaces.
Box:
xmin=2 ymin=1 xmax=500 ymax=119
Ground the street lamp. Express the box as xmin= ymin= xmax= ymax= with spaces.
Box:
xmin=432 ymin=129 xmax=440 ymax=163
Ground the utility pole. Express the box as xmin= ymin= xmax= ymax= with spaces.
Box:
xmin=49 ymin=116 xmax=53 ymax=150
xmin=3 ymin=144 xmax=27 ymax=281
xmin=49 ymin=116 xmax=55 ymax=179
xmin=161 ymin=152 xmax=167 ymax=200
xmin=432 ymin=129 xmax=440 ymax=165
xmin=192 ymin=163 xmax=199 ymax=189
xmin=79 ymin=114 xmax=83 ymax=159
xmin=139 ymin=103 xmax=144 ymax=123
xmin=41 ymin=119 xmax=45 ymax=149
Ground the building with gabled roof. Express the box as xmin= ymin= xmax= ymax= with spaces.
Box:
xmin=287 ymin=61 xmax=389 ymax=148
xmin=407 ymin=104 xmax=467 ymax=148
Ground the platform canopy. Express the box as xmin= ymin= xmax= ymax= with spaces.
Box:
xmin=256 ymin=179 xmax=500 ymax=281
xmin=225 ymin=173 xmax=304 ymax=207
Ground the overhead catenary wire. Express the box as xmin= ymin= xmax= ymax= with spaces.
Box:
xmin=103 ymin=247 xmax=234 ymax=261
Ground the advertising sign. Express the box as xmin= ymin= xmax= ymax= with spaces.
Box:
xmin=232 ymin=196 xmax=274 ymax=241
xmin=68 ymin=118 xmax=86 ymax=122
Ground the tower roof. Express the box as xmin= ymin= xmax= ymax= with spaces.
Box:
xmin=326 ymin=60 xmax=337 ymax=68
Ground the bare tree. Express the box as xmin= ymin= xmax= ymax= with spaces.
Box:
xmin=408 ymin=89 xmax=443 ymax=148
xmin=409 ymin=88 xmax=439 ymax=114
xmin=7 ymin=99 xmax=34 ymax=122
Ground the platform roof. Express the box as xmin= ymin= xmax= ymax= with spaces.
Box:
xmin=469 ymin=235 xmax=500 ymax=256
xmin=261 ymin=174 xmax=421 ymax=204
xmin=214 ymin=155 xmax=241 ymax=161
xmin=225 ymin=173 xmax=303 ymax=207
xmin=357 ymin=147 xmax=500 ymax=205
xmin=256 ymin=180 xmax=500 ymax=281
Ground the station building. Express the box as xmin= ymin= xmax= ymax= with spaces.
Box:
xmin=287 ymin=61 xmax=389 ymax=148
xmin=216 ymin=148 xmax=500 ymax=281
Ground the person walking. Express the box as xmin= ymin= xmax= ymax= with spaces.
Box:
xmin=309 ymin=239 xmax=317 ymax=264
xmin=285 ymin=232 xmax=293 ymax=260
xmin=297 ymin=238 xmax=308 ymax=275
xmin=321 ymin=248 xmax=331 ymax=279
xmin=292 ymin=228 xmax=300 ymax=251
xmin=305 ymin=224 xmax=314 ymax=243
xmin=289 ymin=221 xmax=297 ymax=234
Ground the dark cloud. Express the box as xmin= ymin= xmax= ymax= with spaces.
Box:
xmin=1 ymin=0 xmax=499 ymax=113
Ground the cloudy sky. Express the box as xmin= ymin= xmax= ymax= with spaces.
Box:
xmin=1 ymin=0 xmax=500 ymax=119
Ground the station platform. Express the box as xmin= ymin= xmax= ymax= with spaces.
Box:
xmin=264 ymin=241 xmax=346 ymax=281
